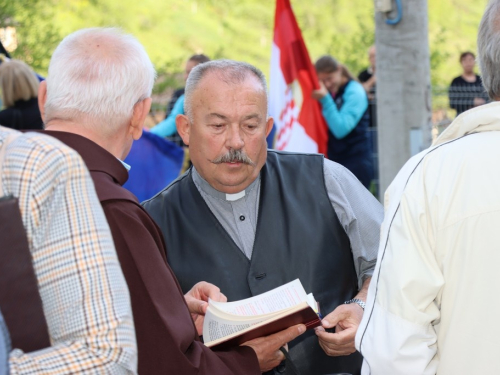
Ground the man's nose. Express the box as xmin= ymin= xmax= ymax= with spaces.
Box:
xmin=226 ymin=125 xmax=245 ymax=150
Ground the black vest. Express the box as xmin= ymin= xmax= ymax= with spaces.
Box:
xmin=144 ymin=151 xmax=362 ymax=374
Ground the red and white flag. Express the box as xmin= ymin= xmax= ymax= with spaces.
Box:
xmin=269 ymin=0 xmax=328 ymax=155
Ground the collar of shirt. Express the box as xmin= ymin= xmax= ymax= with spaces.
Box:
xmin=42 ymin=131 xmax=129 ymax=186
xmin=118 ymin=159 xmax=131 ymax=171
xmin=191 ymin=167 xmax=260 ymax=202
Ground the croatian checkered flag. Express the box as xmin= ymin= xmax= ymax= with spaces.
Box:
xmin=269 ymin=0 xmax=328 ymax=155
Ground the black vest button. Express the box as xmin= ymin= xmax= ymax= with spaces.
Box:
xmin=276 ymin=362 xmax=286 ymax=373
xmin=239 ymin=215 xmax=245 ymax=221
xmin=255 ymin=273 xmax=266 ymax=280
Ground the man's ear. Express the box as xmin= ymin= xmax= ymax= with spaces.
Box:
xmin=130 ymin=97 xmax=152 ymax=140
xmin=176 ymin=114 xmax=191 ymax=146
xmin=265 ymin=116 xmax=274 ymax=137
xmin=38 ymin=81 xmax=47 ymax=123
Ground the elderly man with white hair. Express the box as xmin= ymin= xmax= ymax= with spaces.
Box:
xmin=39 ymin=28 xmax=304 ymax=374
xmin=355 ymin=0 xmax=500 ymax=373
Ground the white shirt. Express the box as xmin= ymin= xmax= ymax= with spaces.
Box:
xmin=356 ymin=101 xmax=500 ymax=374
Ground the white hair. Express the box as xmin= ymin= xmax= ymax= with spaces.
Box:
xmin=44 ymin=28 xmax=156 ymax=134
xmin=478 ymin=0 xmax=500 ymax=99
xmin=184 ymin=59 xmax=267 ymax=120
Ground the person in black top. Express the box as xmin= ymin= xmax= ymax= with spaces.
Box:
xmin=449 ymin=51 xmax=489 ymax=115
xmin=0 ymin=59 xmax=43 ymax=130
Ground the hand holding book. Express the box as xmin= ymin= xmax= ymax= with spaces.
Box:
xmin=202 ymin=279 xmax=321 ymax=348
xmin=315 ymin=276 xmax=371 ymax=357
xmin=184 ymin=281 xmax=227 ymax=336
xmin=241 ymin=324 xmax=306 ymax=373
xmin=183 ymin=280 xmax=308 ymax=372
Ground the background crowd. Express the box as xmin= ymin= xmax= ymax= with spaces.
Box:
xmin=1 ymin=0 xmax=500 ymax=374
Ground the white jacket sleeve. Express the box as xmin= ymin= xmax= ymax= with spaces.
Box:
xmin=356 ymin=190 xmax=443 ymax=375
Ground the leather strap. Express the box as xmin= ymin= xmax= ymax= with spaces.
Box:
xmin=0 ymin=131 xmax=51 ymax=352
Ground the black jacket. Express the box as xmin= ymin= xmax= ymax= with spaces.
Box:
xmin=0 ymin=98 xmax=43 ymax=130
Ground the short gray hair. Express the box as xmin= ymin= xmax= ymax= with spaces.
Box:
xmin=478 ymin=0 xmax=500 ymax=100
xmin=184 ymin=59 xmax=268 ymax=120
xmin=45 ymin=28 xmax=156 ymax=135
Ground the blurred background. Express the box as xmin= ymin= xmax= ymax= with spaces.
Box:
xmin=0 ymin=0 xmax=489 ymax=120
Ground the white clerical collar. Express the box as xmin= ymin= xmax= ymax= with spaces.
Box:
xmin=225 ymin=190 xmax=245 ymax=201
xmin=191 ymin=167 xmax=259 ymax=202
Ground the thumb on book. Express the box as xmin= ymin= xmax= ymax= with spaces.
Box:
xmin=185 ymin=295 xmax=208 ymax=315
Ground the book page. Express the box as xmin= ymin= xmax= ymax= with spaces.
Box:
xmin=306 ymin=293 xmax=319 ymax=313
xmin=204 ymin=301 xmax=316 ymax=347
xmin=209 ymin=279 xmax=308 ymax=316
xmin=202 ymin=279 xmax=318 ymax=345
xmin=203 ymin=307 xmax=269 ymax=343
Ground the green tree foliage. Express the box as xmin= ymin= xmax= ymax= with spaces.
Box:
xmin=428 ymin=0 xmax=488 ymax=86
xmin=0 ymin=0 xmax=60 ymax=73
xmin=2 ymin=0 xmax=490 ymax=92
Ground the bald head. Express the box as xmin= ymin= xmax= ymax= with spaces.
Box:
xmin=44 ymin=28 xmax=156 ymax=135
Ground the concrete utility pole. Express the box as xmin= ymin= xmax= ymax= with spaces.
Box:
xmin=375 ymin=0 xmax=433 ymax=198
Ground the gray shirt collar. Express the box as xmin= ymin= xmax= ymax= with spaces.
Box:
xmin=191 ymin=167 xmax=260 ymax=202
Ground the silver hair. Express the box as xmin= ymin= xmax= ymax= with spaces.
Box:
xmin=44 ymin=28 xmax=156 ymax=135
xmin=184 ymin=59 xmax=268 ymax=120
xmin=478 ymin=0 xmax=500 ymax=100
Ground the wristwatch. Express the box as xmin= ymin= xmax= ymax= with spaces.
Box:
xmin=344 ymin=298 xmax=365 ymax=310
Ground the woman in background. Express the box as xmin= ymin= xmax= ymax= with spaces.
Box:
xmin=448 ymin=51 xmax=488 ymax=116
xmin=0 ymin=60 xmax=43 ymax=130
xmin=312 ymin=55 xmax=373 ymax=188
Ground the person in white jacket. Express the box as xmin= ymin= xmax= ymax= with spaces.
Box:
xmin=355 ymin=1 xmax=500 ymax=373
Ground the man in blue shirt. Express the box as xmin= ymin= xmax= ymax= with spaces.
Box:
xmin=150 ymin=54 xmax=210 ymax=140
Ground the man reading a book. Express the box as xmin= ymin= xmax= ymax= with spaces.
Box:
xmin=37 ymin=28 xmax=305 ymax=375
xmin=144 ymin=59 xmax=383 ymax=375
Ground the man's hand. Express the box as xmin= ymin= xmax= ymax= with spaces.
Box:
xmin=241 ymin=324 xmax=306 ymax=372
xmin=316 ymin=277 xmax=371 ymax=356
xmin=362 ymin=74 xmax=376 ymax=94
xmin=315 ymin=303 xmax=363 ymax=356
xmin=312 ymin=81 xmax=329 ymax=100
xmin=184 ymin=282 xmax=227 ymax=335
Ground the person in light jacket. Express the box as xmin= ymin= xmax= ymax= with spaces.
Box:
xmin=356 ymin=1 xmax=500 ymax=373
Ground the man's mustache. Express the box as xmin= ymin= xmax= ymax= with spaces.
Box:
xmin=211 ymin=149 xmax=256 ymax=166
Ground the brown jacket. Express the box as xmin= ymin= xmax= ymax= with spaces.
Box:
xmin=43 ymin=131 xmax=260 ymax=375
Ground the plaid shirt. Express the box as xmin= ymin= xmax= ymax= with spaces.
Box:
xmin=0 ymin=127 xmax=137 ymax=374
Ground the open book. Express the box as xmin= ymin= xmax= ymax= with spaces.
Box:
xmin=203 ymin=279 xmax=321 ymax=349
